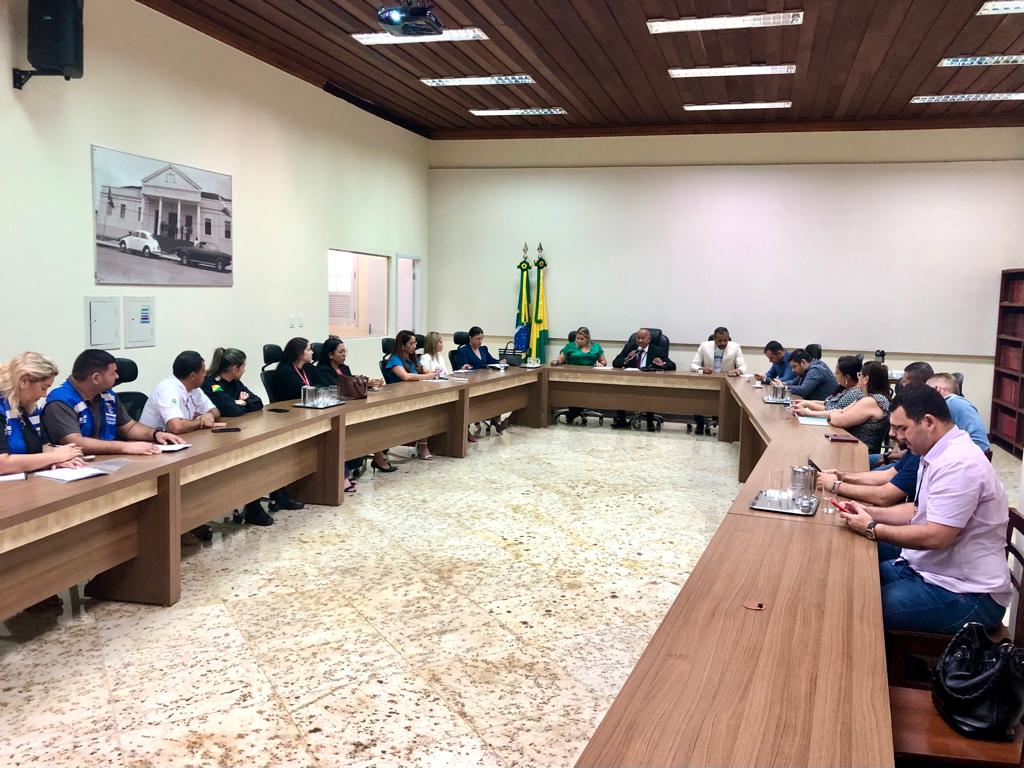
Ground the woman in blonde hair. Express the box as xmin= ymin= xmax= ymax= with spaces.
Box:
xmin=0 ymin=351 xmax=84 ymax=474
xmin=418 ymin=332 xmax=449 ymax=377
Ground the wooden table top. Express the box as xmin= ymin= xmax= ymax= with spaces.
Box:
xmin=576 ymin=514 xmax=893 ymax=768
xmin=548 ymin=365 xmax=724 ymax=389
xmin=726 ymin=379 xmax=869 ymax=528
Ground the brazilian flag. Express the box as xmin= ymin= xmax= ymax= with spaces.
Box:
xmin=514 ymin=249 xmax=532 ymax=353
xmin=529 ymin=245 xmax=549 ymax=363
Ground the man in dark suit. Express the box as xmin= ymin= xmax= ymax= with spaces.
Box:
xmin=611 ymin=327 xmax=676 ymax=431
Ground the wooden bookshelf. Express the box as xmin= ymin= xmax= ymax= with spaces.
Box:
xmin=993 ymin=269 xmax=1024 ymax=457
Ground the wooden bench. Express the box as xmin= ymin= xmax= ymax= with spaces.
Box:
xmin=890 ymin=685 xmax=1022 ymax=767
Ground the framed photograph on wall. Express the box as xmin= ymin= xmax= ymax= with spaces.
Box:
xmin=92 ymin=146 xmax=233 ymax=286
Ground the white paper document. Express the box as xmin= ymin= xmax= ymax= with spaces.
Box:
xmin=797 ymin=416 xmax=829 ymax=426
xmin=36 ymin=466 xmax=113 ymax=482
xmin=158 ymin=443 xmax=192 ymax=452
xmin=0 ymin=472 xmax=26 ymax=482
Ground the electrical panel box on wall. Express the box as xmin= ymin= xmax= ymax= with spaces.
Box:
xmin=124 ymin=297 xmax=156 ymax=349
xmin=84 ymin=297 xmax=121 ymax=350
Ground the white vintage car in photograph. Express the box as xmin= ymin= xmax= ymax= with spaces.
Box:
xmin=118 ymin=230 xmax=162 ymax=257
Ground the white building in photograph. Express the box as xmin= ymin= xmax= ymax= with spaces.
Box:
xmin=95 ymin=164 xmax=232 ymax=253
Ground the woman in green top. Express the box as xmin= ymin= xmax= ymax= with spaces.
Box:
xmin=552 ymin=326 xmax=606 ymax=424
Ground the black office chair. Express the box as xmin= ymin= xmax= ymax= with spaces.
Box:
xmin=624 ymin=328 xmax=667 ymax=432
xmin=806 ymin=343 xmax=823 ymax=360
xmin=114 ymin=357 xmax=148 ymax=422
xmin=448 ymin=331 xmax=470 ymax=370
xmin=415 ymin=333 xmax=425 ymax=354
xmin=261 ymin=344 xmax=283 ymax=403
xmin=311 ymin=341 xmax=323 ymax=361
xmin=554 ymin=330 xmax=604 ymax=426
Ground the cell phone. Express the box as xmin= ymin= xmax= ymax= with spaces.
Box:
xmin=829 ymin=499 xmax=852 ymax=514
xmin=826 ymin=433 xmax=859 ymax=443
xmin=267 ymin=407 xmax=290 ymax=413
xmin=212 ymin=427 xmax=241 ymax=433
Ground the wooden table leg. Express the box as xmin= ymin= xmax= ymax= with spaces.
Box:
xmin=738 ymin=412 xmax=766 ymax=482
xmin=87 ymin=470 xmax=182 ymax=606
xmin=433 ymin=386 xmax=469 ymax=458
xmin=718 ymin=382 xmax=740 ymax=443
xmin=511 ymin=369 xmax=550 ymax=428
xmin=292 ymin=413 xmax=344 ymax=506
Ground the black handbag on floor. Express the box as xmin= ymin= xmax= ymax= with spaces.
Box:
xmin=931 ymin=622 xmax=1024 ymax=740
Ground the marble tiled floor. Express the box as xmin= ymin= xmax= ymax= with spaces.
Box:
xmin=1 ymin=424 xmax=1019 ymax=768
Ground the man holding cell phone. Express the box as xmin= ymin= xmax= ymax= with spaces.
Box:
xmin=836 ymin=385 xmax=1009 ymax=635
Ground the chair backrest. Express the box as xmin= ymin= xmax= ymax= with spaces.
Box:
xmin=311 ymin=341 xmax=323 ymax=361
xmin=854 ymin=352 xmax=865 ymax=362
xmin=262 ymin=344 xmax=282 ymax=370
xmin=119 ymin=392 xmax=148 ymax=422
xmin=381 ymin=337 xmax=395 ymax=356
xmin=260 ymin=369 xmax=279 ymax=403
xmin=568 ymin=330 xmax=577 ymax=344
xmin=378 ymin=358 xmax=389 ymax=380
xmin=448 ymin=349 xmax=459 ymax=369
xmin=628 ymin=328 xmax=666 ymax=349
xmin=952 ymin=372 xmax=964 ymax=395
xmin=114 ymin=357 xmax=138 ymax=385
xmin=453 ymin=331 xmax=470 ymax=347
xmin=1007 ymin=506 xmax=1024 ymax=643
xmin=415 ymin=333 xmax=425 ymax=353
xmin=806 ymin=343 xmax=823 ymax=360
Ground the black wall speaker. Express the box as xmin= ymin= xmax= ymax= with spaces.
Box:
xmin=27 ymin=0 xmax=83 ymax=79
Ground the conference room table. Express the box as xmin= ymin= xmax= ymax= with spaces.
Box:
xmin=575 ymin=376 xmax=893 ymax=768
xmin=0 ymin=366 xmax=893 ymax=767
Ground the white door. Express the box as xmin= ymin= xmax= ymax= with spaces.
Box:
xmin=396 ymin=255 xmax=420 ymax=333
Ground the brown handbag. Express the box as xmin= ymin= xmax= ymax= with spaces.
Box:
xmin=338 ymin=374 xmax=369 ymax=400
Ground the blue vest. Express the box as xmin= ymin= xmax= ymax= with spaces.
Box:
xmin=46 ymin=379 xmax=118 ymax=440
xmin=1 ymin=395 xmax=42 ymax=454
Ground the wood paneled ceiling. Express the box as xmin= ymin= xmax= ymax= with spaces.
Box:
xmin=138 ymin=0 xmax=1024 ymax=139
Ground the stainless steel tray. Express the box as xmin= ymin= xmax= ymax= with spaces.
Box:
xmin=749 ymin=490 xmax=818 ymax=517
xmin=762 ymin=396 xmax=792 ymax=405
xmin=292 ymin=401 xmax=345 ymax=409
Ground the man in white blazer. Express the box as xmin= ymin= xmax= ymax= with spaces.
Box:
xmin=690 ymin=327 xmax=747 ymax=376
xmin=690 ymin=327 xmax=746 ymax=435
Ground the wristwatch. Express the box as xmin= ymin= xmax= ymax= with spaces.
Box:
xmin=865 ymin=521 xmax=878 ymax=541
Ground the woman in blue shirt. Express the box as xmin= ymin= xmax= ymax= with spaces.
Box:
xmin=456 ymin=326 xmax=500 ymax=369
xmin=383 ymin=330 xmax=439 ymax=459
xmin=0 ymin=351 xmax=84 ymax=474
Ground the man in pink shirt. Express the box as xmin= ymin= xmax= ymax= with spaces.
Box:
xmin=839 ymin=385 xmax=1010 ymax=633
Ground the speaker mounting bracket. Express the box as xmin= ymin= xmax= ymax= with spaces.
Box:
xmin=12 ymin=68 xmax=67 ymax=90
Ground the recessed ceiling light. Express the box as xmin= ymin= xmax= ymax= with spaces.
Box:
xmin=938 ymin=55 xmax=1024 ymax=67
xmin=669 ymin=64 xmax=796 ymax=78
xmin=421 ymin=74 xmax=535 ymax=87
xmin=469 ymin=107 xmax=566 ymax=116
xmin=977 ymin=1 xmax=1024 ymax=14
xmin=352 ymin=27 xmax=488 ymax=45
xmin=647 ymin=12 xmax=804 ymax=34
xmin=911 ymin=92 xmax=1024 ymax=103
xmin=683 ymin=100 xmax=792 ymax=111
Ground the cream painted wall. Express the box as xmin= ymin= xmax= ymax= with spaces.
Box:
xmin=429 ymin=127 xmax=1024 ymax=169
xmin=0 ymin=0 xmax=428 ymax=400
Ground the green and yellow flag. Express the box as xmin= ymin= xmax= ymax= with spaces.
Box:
xmin=513 ymin=243 xmax=532 ymax=352
xmin=528 ymin=243 xmax=549 ymax=362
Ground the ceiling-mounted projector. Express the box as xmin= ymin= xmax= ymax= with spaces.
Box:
xmin=377 ymin=2 xmax=444 ymax=36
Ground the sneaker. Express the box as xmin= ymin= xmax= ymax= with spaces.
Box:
xmin=269 ymin=490 xmax=304 ymax=511
xmin=243 ymin=502 xmax=274 ymax=526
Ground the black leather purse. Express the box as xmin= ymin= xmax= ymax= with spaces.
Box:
xmin=931 ymin=622 xmax=1024 ymax=740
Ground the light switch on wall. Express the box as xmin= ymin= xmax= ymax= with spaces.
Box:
xmin=288 ymin=314 xmax=295 ymax=328
xmin=297 ymin=314 xmax=304 ymax=327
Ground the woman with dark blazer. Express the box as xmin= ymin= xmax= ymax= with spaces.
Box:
xmin=317 ymin=337 xmax=396 ymax=475
xmin=456 ymin=326 xmax=501 ymax=369
xmin=275 ymin=337 xmax=323 ymax=402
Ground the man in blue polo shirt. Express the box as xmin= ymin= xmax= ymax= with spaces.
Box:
xmin=817 ymin=432 xmax=920 ymax=507
xmin=755 ymin=340 xmax=794 ymax=383
xmin=787 ymin=349 xmax=837 ymax=401
xmin=927 ymin=373 xmax=990 ymax=456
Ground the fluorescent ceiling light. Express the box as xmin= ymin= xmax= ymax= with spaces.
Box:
xmin=938 ymin=55 xmax=1024 ymax=67
xmin=421 ymin=74 xmax=534 ymax=87
xmin=911 ymin=92 xmax=1024 ymax=103
xmin=352 ymin=27 xmax=487 ymax=45
xmin=977 ymin=1 xmax=1024 ymax=14
xmin=647 ymin=12 xmax=804 ymax=34
xmin=669 ymin=64 xmax=796 ymax=78
xmin=683 ymin=100 xmax=792 ymax=111
xmin=469 ymin=107 xmax=566 ymax=116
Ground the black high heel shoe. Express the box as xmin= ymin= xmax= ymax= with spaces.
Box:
xmin=372 ymin=458 xmax=398 ymax=473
